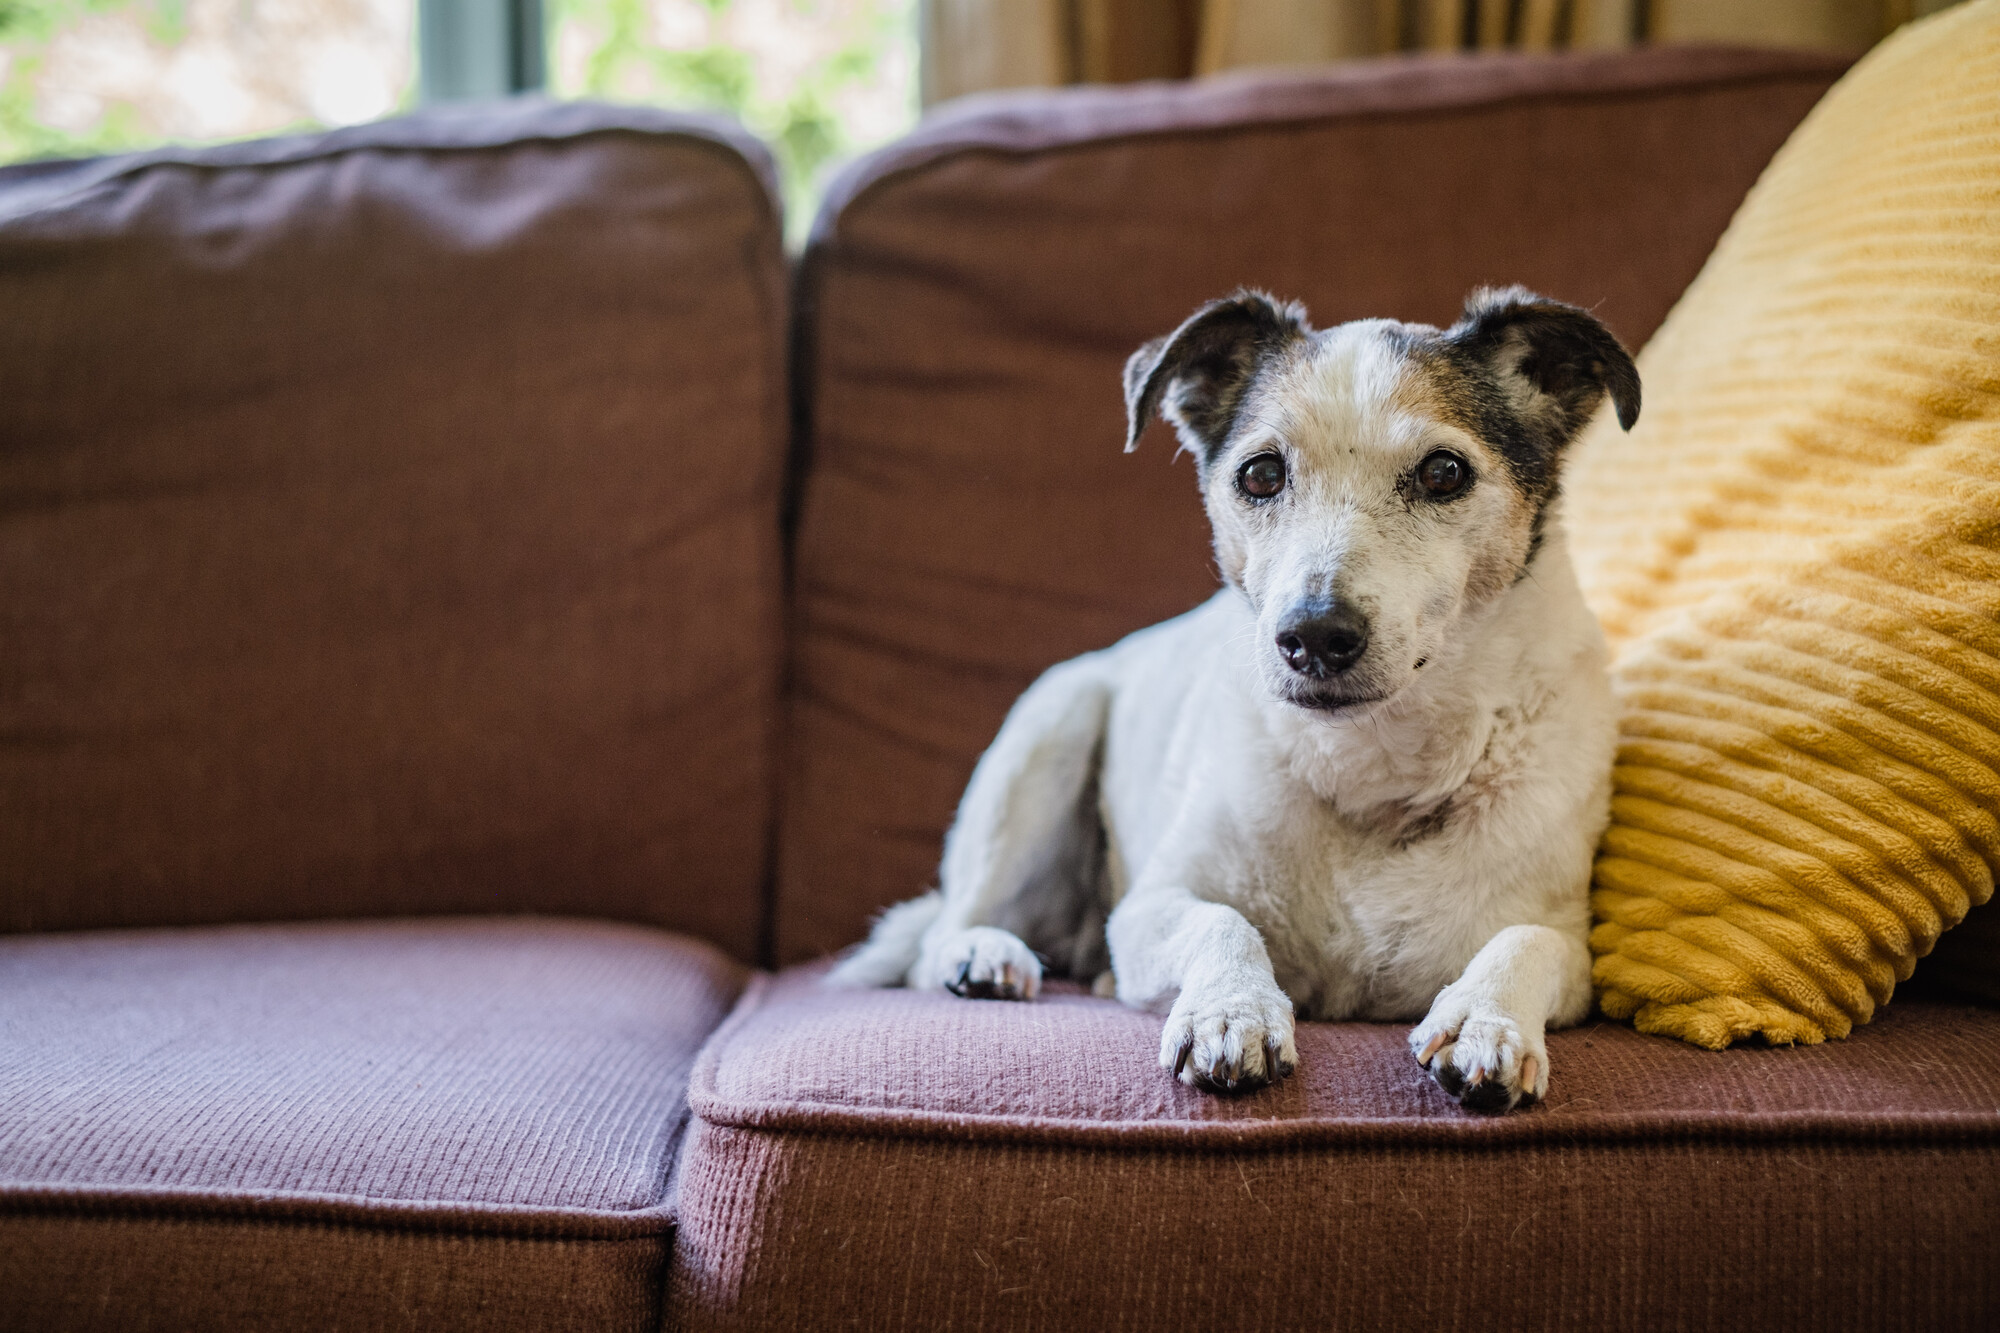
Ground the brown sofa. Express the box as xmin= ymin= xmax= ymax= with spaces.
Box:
xmin=3 ymin=45 xmax=1993 ymax=1332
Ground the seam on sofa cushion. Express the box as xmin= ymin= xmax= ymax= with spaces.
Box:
xmin=0 ymin=100 xmax=779 ymax=228
xmin=0 ymin=1183 xmax=677 ymax=1240
xmin=807 ymin=45 xmax=1853 ymax=250
xmin=686 ymin=975 xmax=2000 ymax=1150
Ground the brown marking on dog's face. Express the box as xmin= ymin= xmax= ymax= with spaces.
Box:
xmin=1386 ymin=350 xmax=1539 ymax=607
xmin=1124 ymin=288 xmax=1637 ymax=714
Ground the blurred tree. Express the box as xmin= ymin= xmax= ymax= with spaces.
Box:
xmin=1 ymin=0 xmax=149 ymax=159
xmin=0 ymin=0 xmax=915 ymax=238
xmin=0 ymin=0 xmax=415 ymax=163
xmin=551 ymin=0 xmax=914 ymax=238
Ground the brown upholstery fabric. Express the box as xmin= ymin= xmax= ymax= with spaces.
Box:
xmin=669 ymin=966 xmax=2000 ymax=1329
xmin=0 ymin=1216 xmax=664 ymax=1333
xmin=0 ymin=102 xmax=787 ymax=958
xmin=0 ymin=917 xmax=746 ymax=1331
xmin=694 ymin=968 xmax=2000 ymax=1142
xmin=777 ymin=45 xmax=1853 ymax=963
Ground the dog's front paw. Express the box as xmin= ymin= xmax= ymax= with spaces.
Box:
xmin=916 ymin=927 xmax=1042 ymax=1000
xmin=1159 ymin=983 xmax=1296 ymax=1094
xmin=1409 ymin=990 xmax=1546 ymax=1113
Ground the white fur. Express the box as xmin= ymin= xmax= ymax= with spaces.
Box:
xmin=829 ymin=309 xmax=1618 ymax=1111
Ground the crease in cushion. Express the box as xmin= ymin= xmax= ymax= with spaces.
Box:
xmin=689 ymin=966 xmax=2000 ymax=1147
xmin=778 ymin=44 xmax=1850 ymax=965
xmin=0 ymin=917 xmax=745 ymax=1218
xmin=1567 ymin=0 xmax=2000 ymax=1047
xmin=0 ymin=101 xmax=788 ymax=959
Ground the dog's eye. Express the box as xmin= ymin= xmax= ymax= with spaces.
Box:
xmin=1237 ymin=453 xmax=1286 ymax=500
xmin=1416 ymin=451 xmax=1469 ymax=499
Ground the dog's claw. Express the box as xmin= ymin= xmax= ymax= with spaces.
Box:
xmin=1265 ymin=1038 xmax=1286 ymax=1082
xmin=1173 ymin=1037 xmax=1194 ymax=1078
xmin=1412 ymin=997 xmax=1544 ymax=1113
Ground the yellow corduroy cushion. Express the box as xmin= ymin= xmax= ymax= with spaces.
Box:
xmin=1565 ymin=0 xmax=2000 ymax=1049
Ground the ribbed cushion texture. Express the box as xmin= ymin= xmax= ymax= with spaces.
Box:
xmin=696 ymin=967 xmax=2000 ymax=1136
xmin=0 ymin=918 xmax=746 ymax=1330
xmin=778 ymin=44 xmax=1847 ymax=963
xmin=1567 ymin=2 xmax=2000 ymax=1047
xmin=0 ymin=102 xmax=788 ymax=959
xmin=668 ymin=966 xmax=2000 ymax=1329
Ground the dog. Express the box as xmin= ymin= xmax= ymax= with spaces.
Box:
xmin=828 ymin=286 xmax=1637 ymax=1112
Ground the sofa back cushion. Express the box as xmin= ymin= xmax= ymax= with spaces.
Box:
xmin=778 ymin=45 xmax=1850 ymax=963
xmin=0 ymin=103 xmax=787 ymax=959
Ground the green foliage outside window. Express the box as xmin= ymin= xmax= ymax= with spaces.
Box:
xmin=2 ymin=0 xmax=914 ymax=230
xmin=0 ymin=0 xmax=154 ymax=160
xmin=550 ymin=0 xmax=914 ymax=234
xmin=0 ymin=0 xmax=417 ymax=164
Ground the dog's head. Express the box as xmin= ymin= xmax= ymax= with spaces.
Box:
xmin=1124 ymin=287 xmax=1638 ymax=713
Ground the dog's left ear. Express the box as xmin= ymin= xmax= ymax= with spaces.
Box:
xmin=1123 ymin=290 xmax=1310 ymax=459
xmin=1444 ymin=287 xmax=1640 ymax=438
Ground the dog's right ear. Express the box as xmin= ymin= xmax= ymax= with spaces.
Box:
xmin=1123 ymin=291 xmax=1309 ymax=459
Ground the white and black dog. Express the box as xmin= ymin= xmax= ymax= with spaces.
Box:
xmin=829 ymin=286 xmax=1637 ymax=1112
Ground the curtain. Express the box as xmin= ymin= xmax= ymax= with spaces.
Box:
xmin=921 ymin=0 xmax=1958 ymax=105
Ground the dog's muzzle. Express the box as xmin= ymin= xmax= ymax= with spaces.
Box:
xmin=1276 ymin=596 xmax=1369 ymax=679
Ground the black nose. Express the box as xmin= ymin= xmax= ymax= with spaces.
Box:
xmin=1276 ymin=598 xmax=1370 ymax=677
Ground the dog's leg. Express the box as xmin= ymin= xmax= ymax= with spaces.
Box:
xmin=1108 ymin=886 xmax=1296 ymax=1093
xmin=888 ymin=657 xmax=1114 ymax=1000
xmin=1407 ymin=923 xmax=1592 ymax=1112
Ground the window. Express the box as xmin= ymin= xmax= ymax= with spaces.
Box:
xmin=1 ymin=0 xmax=916 ymax=233
xmin=551 ymin=0 xmax=915 ymax=222
xmin=0 ymin=0 xmax=416 ymax=161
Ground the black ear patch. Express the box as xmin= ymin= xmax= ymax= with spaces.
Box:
xmin=1434 ymin=287 xmax=1641 ymax=567
xmin=1123 ymin=291 xmax=1309 ymax=460
xmin=1444 ymin=286 xmax=1640 ymax=437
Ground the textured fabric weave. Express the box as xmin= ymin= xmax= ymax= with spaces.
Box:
xmin=0 ymin=1219 xmax=665 ymax=1333
xmin=673 ymin=1129 xmax=1992 ymax=1332
xmin=0 ymin=917 xmax=742 ymax=1210
xmin=0 ymin=917 xmax=746 ymax=1330
xmin=1568 ymin=2 xmax=2000 ymax=1046
xmin=778 ymin=45 xmax=1848 ymax=963
xmin=694 ymin=966 xmax=2000 ymax=1140
xmin=670 ymin=966 xmax=2000 ymax=1329
xmin=0 ymin=101 xmax=788 ymax=959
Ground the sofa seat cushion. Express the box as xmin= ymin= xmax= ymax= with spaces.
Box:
xmin=0 ymin=917 xmax=746 ymax=1332
xmin=669 ymin=967 xmax=2000 ymax=1329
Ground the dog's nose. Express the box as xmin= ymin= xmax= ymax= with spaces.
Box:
xmin=1276 ymin=599 xmax=1370 ymax=677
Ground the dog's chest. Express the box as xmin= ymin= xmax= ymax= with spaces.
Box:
xmin=1219 ymin=790 xmax=1444 ymax=1018
xmin=1224 ymin=710 xmax=1551 ymax=1019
